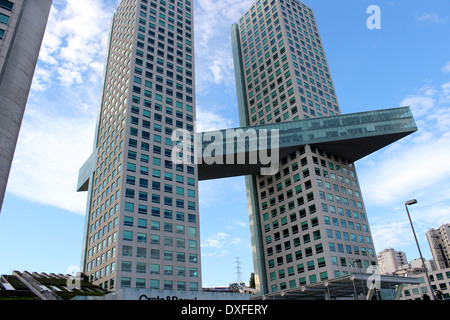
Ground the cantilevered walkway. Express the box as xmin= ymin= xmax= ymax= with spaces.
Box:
xmin=197 ymin=106 xmax=417 ymax=180
xmin=78 ymin=106 xmax=417 ymax=189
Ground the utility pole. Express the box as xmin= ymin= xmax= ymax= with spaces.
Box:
xmin=234 ymin=257 xmax=243 ymax=284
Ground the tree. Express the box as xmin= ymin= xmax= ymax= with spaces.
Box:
xmin=229 ymin=282 xmax=245 ymax=292
xmin=249 ymin=273 xmax=255 ymax=289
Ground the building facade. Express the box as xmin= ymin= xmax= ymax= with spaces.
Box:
xmin=77 ymin=0 xmax=201 ymax=292
xmin=400 ymin=267 xmax=450 ymax=300
xmin=231 ymin=0 xmax=378 ymax=295
xmin=0 ymin=0 xmax=52 ymax=212
xmin=377 ymin=248 xmax=408 ymax=275
xmin=427 ymin=223 xmax=450 ymax=270
xmin=399 ymin=224 xmax=450 ymax=300
xmin=77 ymin=0 xmax=417 ymax=298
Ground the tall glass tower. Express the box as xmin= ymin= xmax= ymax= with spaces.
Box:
xmin=77 ymin=0 xmax=201 ymax=292
xmin=231 ymin=0 xmax=378 ymax=295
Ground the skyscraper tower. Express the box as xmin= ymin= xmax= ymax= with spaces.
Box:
xmin=231 ymin=0 xmax=378 ymax=295
xmin=77 ymin=0 xmax=201 ymax=291
xmin=0 ymin=0 xmax=52 ymax=212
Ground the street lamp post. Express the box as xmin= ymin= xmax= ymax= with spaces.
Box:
xmin=404 ymin=199 xmax=436 ymax=300
xmin=350 ymin=258 xmax=366 ymax=299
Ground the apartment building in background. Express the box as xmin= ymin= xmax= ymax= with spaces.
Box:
xmin=396 ymin=224 xmax=450 ymax=300
xmin=377 ymin=248 xmax=408 ymax=275
xmin=427 ymin=223 xmax=450 ymax=270
xmin=0 ymin=0 xmax=52 ymax=212
xmin=77 ymin=0 xmax=201 ymax=292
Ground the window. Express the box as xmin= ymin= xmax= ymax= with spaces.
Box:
xmin=123 ymin=231 xmax=133 ymax=241
xmin=124 ymin=202 xmax=134 ymax=212
xmin=0 ymin=13 xmax=9 ymax=25
xmin=124 ymin=216 xmax=133 ymax=226
xmin=0 ymin=0 xmax=13 ymax=11
xmin=136 ymin=278 xmax=146 ymax=288
xmin=121 ymin=277 xmax=131 ymax=288
xmin=137 ymin=232 xmax=147 ymax=243
xmin=122 ymin=245 xmax=132 ymax=257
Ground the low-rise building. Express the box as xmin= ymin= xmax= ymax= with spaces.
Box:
xmin=0 ymin=271 xmax=108 ymax=300
xmin=398 ymin=268 xmax=450 ymax=300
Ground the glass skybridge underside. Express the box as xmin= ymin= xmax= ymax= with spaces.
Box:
xmin=198 ymin=106 xmax=417 ymax=181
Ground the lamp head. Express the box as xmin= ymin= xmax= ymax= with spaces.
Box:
xmin=405 ymin=199 xmax=418 ymax=206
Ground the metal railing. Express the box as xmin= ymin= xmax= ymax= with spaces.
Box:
xmin=21 ymin=272 xmax=63 ymax=300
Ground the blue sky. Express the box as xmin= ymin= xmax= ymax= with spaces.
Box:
xmin=0 ymin=0 xmax=449 ymax=288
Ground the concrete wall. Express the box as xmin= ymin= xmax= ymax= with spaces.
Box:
xmin=0 ymin=0 xmax=52 ymax=212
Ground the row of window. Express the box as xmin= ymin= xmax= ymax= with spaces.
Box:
xmin=0 ymin=0 xmax=13 ymax=11
xmin=124 ymin=215 xmax=197 ymax=232
xmin=268 ymin=256 xmax=376 ymax=292
xmin=123 ymin=225 xmax=196 ymax=240
xmin=121 ymin=259 xmax=198 ymax=277
xmin=126 ymin=157 xmax=194 ymax=178
xmin=324 ymin=216 xmax=369 ymax=234
xmin=328 ymin=242 xmax=374 ymax=256
xmin=126 ymin=178 xmax=195 ymax=196
xmin=269 ymin=270 xmax=328 ymax=293
xmin=88 ymin=266 xmax=200 ymax=292
xmin=120 ymin=277 xmax=198 ymax=291
xmin=270 ymin=256 xmax=326 ymax=280
xmin=267 ymin=239 xmax=374 ymax=267
xmin=0 ymin=2 xmax=12 ymax=40
xmin=121 ymin=244 xmax=198 ymax=260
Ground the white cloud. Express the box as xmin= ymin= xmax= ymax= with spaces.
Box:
xmin=208 ymin=51 xmax=234 ymax=85
xmin=370 ymin=220 xmax=413 ymax=252
xmin=399 ymin=85 xmax=436 ymax=117
xmin=359 ymin=82 xmax=450 ymax=207
xmin=441 ymin=81 xmax=450 ymax=96
xmin=31 ymin=67 xmax=52 ymax=92
xmin=417 ymin=12 xmax=446 ymax=24
xmin=33 ymin=0 xmax=116 ymax=91
xmin=202 ymin=232 xmax=230 ymax=249
xmin=57 ymin=67 xmax=83 ymax=86
xmin=196 ymin=106 xmax=235 ymax=132
xmin=358 ymin=78 xmax=450 ymax=255
xmin=195 ymin=0 xmax=254 ymax=48
xmin=369 ymin=198 xmax=450 ymax=257
xmin=7 ymin=109 xmax=96 ymax=214
xmin=441 ymin=61 xmax=450 ymax=73
xmin=201 ymin=230 xmax=250 ymax=259
xmin=8 ymin=0 xmax=119 ymax=214
xmin=194 ymin=0 xmax=255 ymax=93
